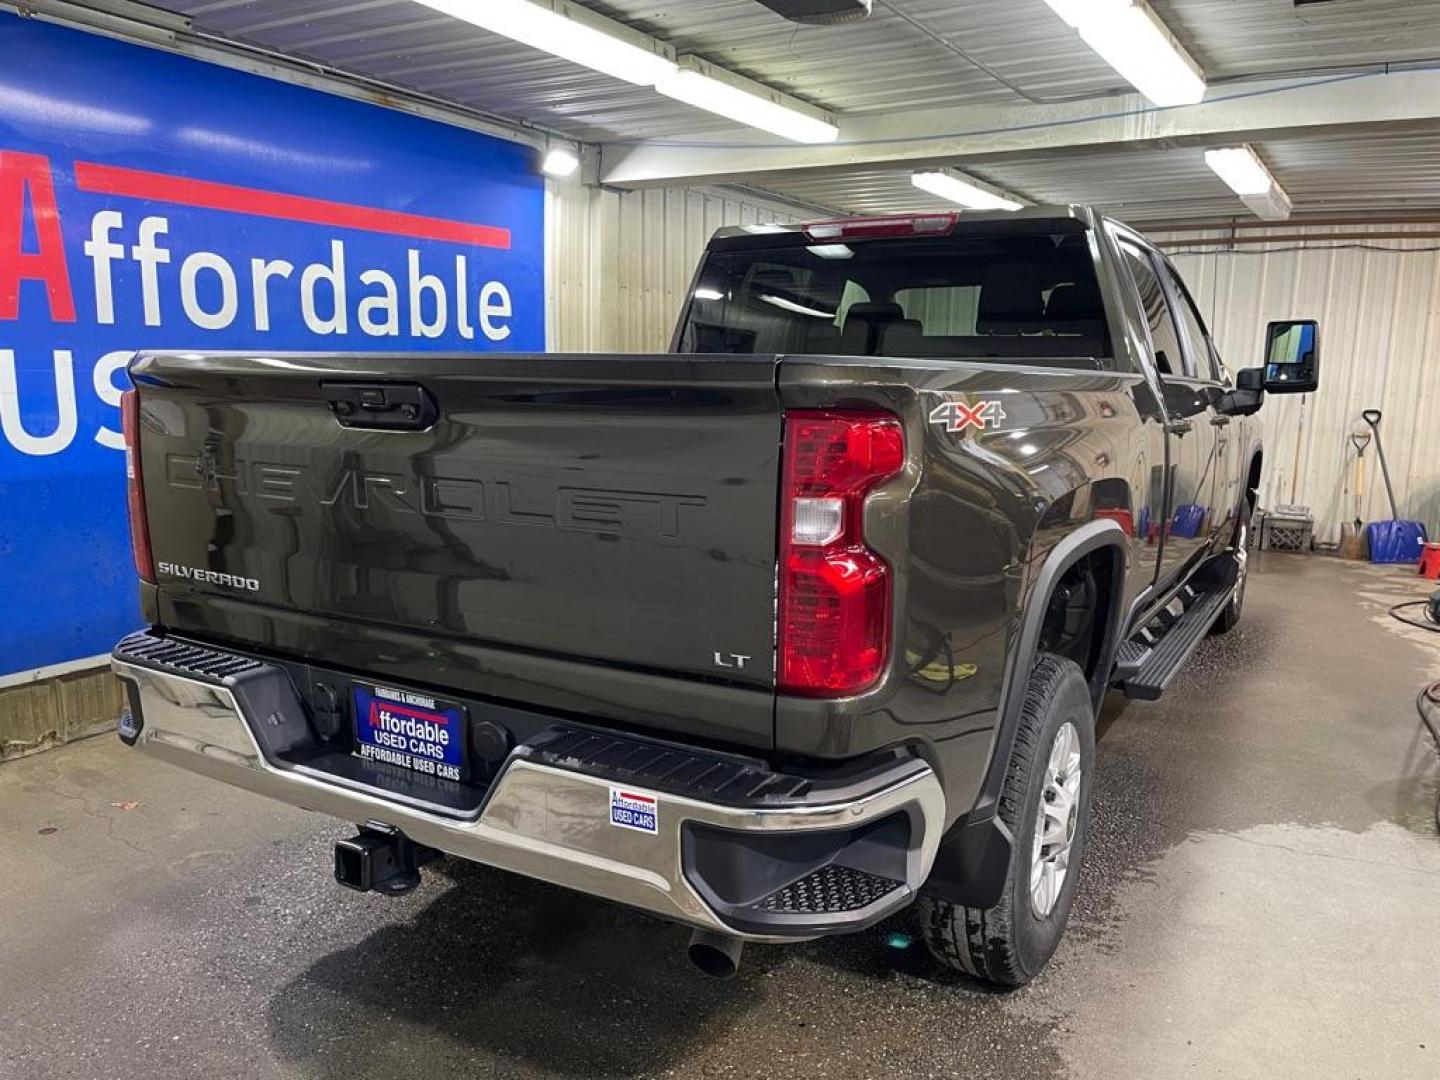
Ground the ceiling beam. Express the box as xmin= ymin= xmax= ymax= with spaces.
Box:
xmin=600 ymin=68 xmax=1440 ymax=189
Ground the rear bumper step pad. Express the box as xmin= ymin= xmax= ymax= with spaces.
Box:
xmin=757 ymin=865 xmax=904 ymax=915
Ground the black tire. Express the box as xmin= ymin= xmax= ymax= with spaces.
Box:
xmin=919 ymin=654 xmax=1095 ymax=987
xmin=1210 ymin=498 xmax=1253 ymax=635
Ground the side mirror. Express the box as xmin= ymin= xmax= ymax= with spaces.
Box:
xmin=1259 ymin=319 xmax=1320 ymax=394
xmin=1220 ymin=366 xmax=1264 ymax=416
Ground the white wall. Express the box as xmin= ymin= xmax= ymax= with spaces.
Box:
xmin=545 ymin=175 xmax=803 ymax=353
xmin=1166 ymin=225 xmax=1440 ymax=543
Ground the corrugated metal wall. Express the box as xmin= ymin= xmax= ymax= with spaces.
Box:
xmin=546 ymin=176 xmax=802 ymax=353
xmin=1166 ymin=225 xmax=1440 ymax=544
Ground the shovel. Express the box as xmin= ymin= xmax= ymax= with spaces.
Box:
xmin=1362 ymin=409 xmax=1428 ymax=563
xmin=1338 ymin=430 xmax=1370 ymax=559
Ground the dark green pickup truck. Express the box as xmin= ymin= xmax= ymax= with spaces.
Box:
xmin=112 ymin=206 xmax=1318 ymax=985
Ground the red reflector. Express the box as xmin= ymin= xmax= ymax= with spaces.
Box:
xmin=778 ymin=411 xmax=904 ymax=697
xmin=120 ymin=389 xmax=155 ymax=585
xmin=801 ymin=213 xmax=957 ymax=242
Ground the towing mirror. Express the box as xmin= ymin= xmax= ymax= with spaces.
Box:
xmin=1219 ymin=366 xmax=1264 ymax=417
xmin=1259 ymin=319 xmax=1320 ymax=394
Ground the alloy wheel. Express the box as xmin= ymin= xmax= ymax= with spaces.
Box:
xmin=1030 ymin=720 xmax=1082 ymax=918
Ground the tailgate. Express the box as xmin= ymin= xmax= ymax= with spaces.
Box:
xmin=132 ymin=352 xmax=781 ymax=691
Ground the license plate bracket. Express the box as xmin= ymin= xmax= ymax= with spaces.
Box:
xmin=352 ymin=682 xmax=467 ymax=783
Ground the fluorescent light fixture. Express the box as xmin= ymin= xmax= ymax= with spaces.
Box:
xmin=657 ymin=57 xmax=839 ymax=144
xmin=693 ymin=287 xmax=725 ymax=301
xmin=1205 ymin=145 xmax=1291 ymax=220
xmin=1241 ymin=185 xmax=1292 ymax=222
xmin=411 ymin=0 xmax=676 ymax=86
xmin=413 ymin=2 xmax=843 ymax=146
xmin=806 ymin=244 xmax=854 ymax=259
xmin=911 ymin=169 xmax=1024 ymax=211
xmin=760 ymin=294 xmax=836 ymax=319
xmin=1204 ymin=146 xmax=1273 ymax=195
xmin=1041 ymin=0 xmax=1206 ymax=107
xmin=541 ymin=145 xmax=581 ymax=178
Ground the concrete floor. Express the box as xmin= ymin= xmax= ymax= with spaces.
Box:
xmin=3 ymin=555 xmax=1438 ymax=1080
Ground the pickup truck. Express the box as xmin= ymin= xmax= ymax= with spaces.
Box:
xmin=111 ymin=206 xmax=1320 ymax=987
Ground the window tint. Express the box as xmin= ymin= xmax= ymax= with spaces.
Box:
xmin=1118 ymin=241 xmax=1185 ymax=378
xmin=679 ymin=229 xmax=1113 ymax=368
xmin=1162 ymin=263 xmax=1225 ymax=383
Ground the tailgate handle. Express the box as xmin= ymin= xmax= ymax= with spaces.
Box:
xmin=323 ymin=382 xmax=437 ymax=431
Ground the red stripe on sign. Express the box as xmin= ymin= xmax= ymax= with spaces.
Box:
xmin=73 ymin=161 xmax=511 ymax=249
xmin=370 ymin=701 xmax=450 ymax=726
xmin=619 ymin=792 xmax=656 ymax=804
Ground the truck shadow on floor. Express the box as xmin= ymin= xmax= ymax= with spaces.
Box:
xmin=265 ymin=854 xmax=1057 ymax=1080
xmin=266 ymin=858 xmax=768 ymax=1079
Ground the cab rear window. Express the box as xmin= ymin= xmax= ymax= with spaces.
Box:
xmin=678 ymin=229 xmax=1113 ymax=369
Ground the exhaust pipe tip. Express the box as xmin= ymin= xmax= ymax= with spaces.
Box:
xmin=687 ymin=930 xmax=744 ymax=979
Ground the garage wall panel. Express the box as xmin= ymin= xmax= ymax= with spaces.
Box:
xmin=1166 ymin=225 xmax=1440 ymax=544
xmin=547 ymin=177 xmax=802 ymax=353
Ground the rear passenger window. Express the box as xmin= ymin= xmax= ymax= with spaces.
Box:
xmin=1119 ymin=241 xmax=1186 ymax=378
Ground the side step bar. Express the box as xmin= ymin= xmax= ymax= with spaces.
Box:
xmin=1114 ymin=585 xmax=1231 ymax=700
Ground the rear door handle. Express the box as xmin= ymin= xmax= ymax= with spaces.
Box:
xmin=1167 ymin=419 xmax=1193 ymax=435
xmin=1210 ymin=415 xmax=1231 ymax=427
xmin=323 ymin=382 xmax=437 ymax=431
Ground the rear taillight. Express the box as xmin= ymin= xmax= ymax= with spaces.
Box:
xmin=120 ymin=389 xmax=154 ymax=584
xmin=778 ymin=410 xmax=904 ymax=697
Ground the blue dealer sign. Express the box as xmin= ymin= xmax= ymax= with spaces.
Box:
xmin=0 ymin=15 xmax=545 ymax=677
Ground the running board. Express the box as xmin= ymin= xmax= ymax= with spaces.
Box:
xmin=1114 ymin=586 xmax=1230 ymax=700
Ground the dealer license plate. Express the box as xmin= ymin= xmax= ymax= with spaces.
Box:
xmin=352 ymin=682 xmax=466 ymax=782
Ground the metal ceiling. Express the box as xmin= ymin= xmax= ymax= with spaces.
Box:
xmin=162 ymin=1 xmax=1440 ymax=137
xmin=753 ymin=129 xmax=1440 ymax=222
xmin=143 ymin=0 xmax=1440 ymax=219
xmin=163 ymin=0 xmax=1114 ymax=139
xmin=1152 ymin=0 xmax=1440 ymax=79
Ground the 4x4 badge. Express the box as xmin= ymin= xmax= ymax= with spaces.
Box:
xmin=929 ymin=398 xmax=1007 ymax=433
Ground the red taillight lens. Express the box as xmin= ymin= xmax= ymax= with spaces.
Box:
xmin=120 ymin=389 xmax=154 ymax=584
xmin=778 ymin=411 xmax=904 ymax=697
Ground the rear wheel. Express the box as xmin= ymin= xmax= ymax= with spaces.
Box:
xmin=919 ymin=654 xmax=1095 ymax=987
xmin=1210 ymin=498 xmax=1252 ymax=635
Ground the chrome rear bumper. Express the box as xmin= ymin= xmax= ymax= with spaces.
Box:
xmin=112 ymin=638 xmax=944 ymax=942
